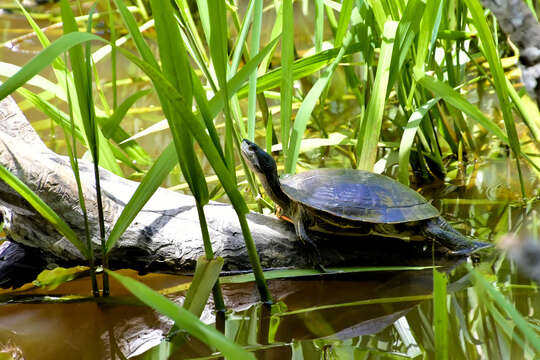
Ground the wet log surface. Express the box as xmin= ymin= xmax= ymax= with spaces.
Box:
xmin=0 ymin=94 xmax=446 ymax=287
xmin=482 ymin=0 xmax=540 ymax=104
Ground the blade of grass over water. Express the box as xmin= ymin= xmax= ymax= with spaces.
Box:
xmin=280 ymin=0 xmax=294 ymax=153
xmin=113 ymin=0 xmax=271 ymax=303
xmin=220 ymin=266 xmax=437 ymax=284
xmin=469 ymin=266 xmax=540 ymax=354
xmin=183 ymin=256 xmax=224 ymax=317
xmin=60 ymin=0 xmax=111 ymax=295
xmin=285 ymin=17 xmax=355 ymax=174
xmin=415 ymin=74 xmax=509 ymax=143
xmin=356 ymin=20 xmax=398 ymax=171
xmin=108 ymin=271 xmax=256 ymax=359
xmin=335 ymin=0 xmax=353 ymax=47
xmin=315 ymin=0 xmax=324 ymax=53
xmin=246 ymin=0 xmax=263 ymax=141
xmin=0 ymin=32 xmax=104 ymax=101
xmin=142 ymin=256 xmax=225 ymax=358
xmin=278 ymin=294 xmax=432 ymax=317
xmin=398 ymin=97 xmax=440 ymax=185
xmin=148 ymin=0 xmax=226 ymax=309
xmin=208 ymin=0 xmax=235 ymax=172
xmin=464 ymin=0 xmax=526 ymax=197
xmin=63 ymin=66 xmax=99 ymax=297
xmin=433 ymin=270 xmax=449 ymax=360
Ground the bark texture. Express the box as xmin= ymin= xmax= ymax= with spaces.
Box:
xmin=0 ymin=94 xmax=443 ymax=285
xmin=482 ymin=0 xmax=540 ymax=102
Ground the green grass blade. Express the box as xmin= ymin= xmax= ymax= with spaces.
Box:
xmin=506 ymin=78 xmax=540 ymax=141
xmin=413 ymin=0 xmax=441 ymax=75
xmin=102 ymin=89 xmax=151 ymax=137
xmin=208 ymin=0 xmax=234 ymax=170
xmin=246 ymin=0 xmax=263 ymax=141
xmin=105 ymin=143 xmax=177 ymax=252
xmin=107 ymin=271 xmax=256 ymax=359
xmin=237 ymin=42 xmax=362 ymax=99
xmin=335 ymin=0 xmax=354 ymax=47
xmin=208 ymin=36 xmax=281 ymax=118
xmin=220 ymin=265 xmax=436 ymax=284
xmin=230 ymin=0 xmax=255 ymax=74
xmin=398 ymin=97 xmax=440 ymax=185
xmin=0 ymin=163 xmax=87 ymax=257
xmin=281 ymin=0 xmax=294 ymax=155
xmin=433 ymin=270 xmax=448 ymax=360
xmin=285 ymin=28 xmax=355 ymax=173
xmin=469 ymin=266 xmax=540 ymax=353
xmin=183 ymin=256 xmax=224 ymax=316
xmin=465 ymin=0 xmax=525 ymax=196
xmin=315 ymin=0 xmax=324 ymax=53
xmin=415 ymin=74 xmax=509 ymax=143
xmin=112 ymin=0 xmax=158 ymax=68
xmin=150 ymin=0 xmax=208 ymax=204
xmin=356 ymin=20 xmax=398 ymax=171
xmin=0 ymin=32 xmax=103 ymax=100
xmin=117 ymin=48 xmax=248 ymax=213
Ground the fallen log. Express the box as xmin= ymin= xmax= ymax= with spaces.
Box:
xmin=0 ymin=94 xmax=442 ymax=286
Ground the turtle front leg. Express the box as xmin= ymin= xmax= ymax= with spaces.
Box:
xmin=423 ymin=217 xmax=492 ymax=255
xmin=294 ymin=210 xmax=326 ymax=271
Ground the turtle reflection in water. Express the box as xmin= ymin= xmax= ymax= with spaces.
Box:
xmin=241 ymin=139 xmax=491 ymax=262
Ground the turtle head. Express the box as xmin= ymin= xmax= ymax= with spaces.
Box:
xmin=241 ymin=139 xmax=290 ymax=210
xmin=241 ymin=139 xmax=278 ymax=179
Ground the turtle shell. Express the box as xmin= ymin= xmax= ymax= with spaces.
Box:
xmin=280 ymin=169 xmax=440 ymax=224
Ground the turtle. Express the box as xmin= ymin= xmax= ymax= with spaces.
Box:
xmin=241 ymin=139 xmax=491 ymax=259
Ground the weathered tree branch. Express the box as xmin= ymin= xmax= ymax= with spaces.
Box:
xmin=0 ymin=94 xmax=440 ymax=287
xmin=482 ymin=0 xmax=540 ymax=103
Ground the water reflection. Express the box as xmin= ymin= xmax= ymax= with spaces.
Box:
xmin=0 ymin=257 xmax=473 ymax=359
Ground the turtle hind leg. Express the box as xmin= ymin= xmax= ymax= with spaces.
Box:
xmin=423 ymin=217 xmax=492 ymax=255
xmin=294 ymin=214 xmax=327 ymax=272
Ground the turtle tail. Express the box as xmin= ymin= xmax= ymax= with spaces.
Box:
xmin=423 ymin=217 xmax=492 ymax=255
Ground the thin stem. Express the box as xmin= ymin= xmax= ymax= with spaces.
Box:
xmin=64 ymin=65 xmax=99 ymax=297
xmin=196 ymin=201 xmax=226 ymax=312
xmin=93 ymin=160 xmax=110 ymax=296
xmin=237 ymin=213 xmax=272 ymax=304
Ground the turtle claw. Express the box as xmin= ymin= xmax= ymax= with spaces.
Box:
xmin=314 ymin=262 xmax=329 ymax=273
xmin=447 ymin=240 xmax=493 ymax=256
xmin=425 ymin=218 xmax=493 ymax=256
